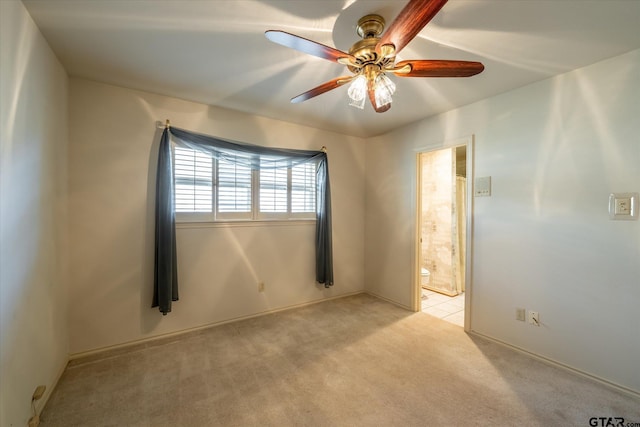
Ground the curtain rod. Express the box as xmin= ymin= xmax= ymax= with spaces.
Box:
xmin=157 ymin=119 xmax=326 ymax=152
xmin=156 ymin=119 xmax=170 ymax=129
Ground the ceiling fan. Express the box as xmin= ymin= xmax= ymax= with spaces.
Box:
xmin=265 ymin=0 xmax=484 ymax=113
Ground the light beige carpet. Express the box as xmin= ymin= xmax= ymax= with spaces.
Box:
xmin=41 ymin=294 xmax=639 ymax=426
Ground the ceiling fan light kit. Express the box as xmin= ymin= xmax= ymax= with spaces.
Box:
xmin=265 ymin=0 xmax=484 ymax=113
xmin=374 ymin=72 xmax=396 ymax=107
xmin=347 ymin=75 xmax=367 ymax=109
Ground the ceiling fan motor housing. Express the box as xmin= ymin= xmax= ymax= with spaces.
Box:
xmin=348 ymin=14 xmax=395 ymax=73
xmin=356 ymin=14 xmax=385 ymax=38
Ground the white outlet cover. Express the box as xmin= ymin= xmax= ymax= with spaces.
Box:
xmin=474 ymin=176 xmax=491 ymax=197
xmin=609 ymin=192 xmax=638 ymax=220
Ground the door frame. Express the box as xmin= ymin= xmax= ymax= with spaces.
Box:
xmin=412 ymin=135 xmax=474 ymax=332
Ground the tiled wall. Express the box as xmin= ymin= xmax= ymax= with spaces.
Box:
xmin=420 ymin=149 xmax=455 ymax=295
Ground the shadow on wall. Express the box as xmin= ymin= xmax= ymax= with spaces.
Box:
xmin=141 ymin=127 xmax=163 ymax=333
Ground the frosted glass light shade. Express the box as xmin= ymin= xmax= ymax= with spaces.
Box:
xmin=374 ymin=73 xmax=396 ymax=108
xmin=347 ymin=75 xmax=367 ymax=109
xmin=376 ymin=73 xmax=396 ymax=94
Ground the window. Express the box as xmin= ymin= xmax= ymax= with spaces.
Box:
xmin=174 ymin=147 xmax=316 ymax=222
xmin=216 ymin=155 xmax=253 ymax=220
xmin=174 ymin=147 xmax=213 ymax=213
xmin=259 ymin=159 xmax=288 ymax=215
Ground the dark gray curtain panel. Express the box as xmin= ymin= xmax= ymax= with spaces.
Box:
xmin=153 ymin=126 xmax=334 ymax=314
xmin=315 ymin=156 xmax=333 ymax=286
xmin=153 ymin=129 xmax=179 ymax=315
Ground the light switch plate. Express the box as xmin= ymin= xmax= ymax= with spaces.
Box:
xmin=609 ymin=193 xmax=638 ymax=220
xmin=474 ymin=176 xmax=491 ymax=197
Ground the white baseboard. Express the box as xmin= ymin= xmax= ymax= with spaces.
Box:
xmin=69 ymin=291 xmax=365 ymax=363
xmin=43 ymin=293 xmax=639 ymax=419
xmin=34 ymin=359 xmax=67 ymax=417
xmin=363 ymin=291 xmax=639 ymax=399
xmin=468 ymin=330 xmax=640 ymax=399
xmin=363 ymin=290 xmax=412 ymax=311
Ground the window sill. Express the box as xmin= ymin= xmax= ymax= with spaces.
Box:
xmin=176 ymin=219 xmax=316 ymax=229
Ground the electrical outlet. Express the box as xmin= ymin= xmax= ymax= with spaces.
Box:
xmin=32 ymin=385 xmax=46 ymax=401
xmin=528 ymin=310 xmax=540 ymax=326
xmin=258 ymin=282 xmax=265 ymax=292
xmin=516 ymin=308 xmax=525 ymax=321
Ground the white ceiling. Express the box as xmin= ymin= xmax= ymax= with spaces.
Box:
xmin=23 ymin=0 xmax=640 ymax=138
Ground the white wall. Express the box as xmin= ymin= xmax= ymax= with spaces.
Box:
xmin=68 ymin=79 xmax=366 ymax=355
xmin=365 ymin=50 xmax=640 ymax=393
xmin=0 ymin=1 xmax=69 ymax=425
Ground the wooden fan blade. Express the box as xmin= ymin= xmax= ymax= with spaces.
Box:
xmin=290 ymin=76 xmax=353 ymax=104
xmin=392 ymin=60 xmax=484 ymax=77
xmin=368 ymin=90 xmax=391 ymax=113
xmin=265 ymin=30 xmax=356 ymax=64
xmin=377 ymin=0 xmax=448 ymax=56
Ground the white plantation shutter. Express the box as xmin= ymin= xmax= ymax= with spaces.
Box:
xmin=259 ymin=160 xmax=288 ymax=214
xmin=291 ymin=162 xmax=316 ymax=214
xmin=174 ymin=147 xmax=213 ymax=213
xmin=216 ymin=156 xmax=252 ymax=217
xmin=173 ymin=147 xmax=316 ymax=221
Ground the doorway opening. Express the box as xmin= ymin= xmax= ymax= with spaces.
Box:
xmin=416 ymin=141 xmax=471 ymax=328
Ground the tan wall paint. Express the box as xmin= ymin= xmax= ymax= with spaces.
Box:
xmin=0 ymin=1 xmax=69 ymax=425
xmin=68 ymin=79 xmax=366 ymax=354
xmin=365 ymin=50 xmax=640 ymax=392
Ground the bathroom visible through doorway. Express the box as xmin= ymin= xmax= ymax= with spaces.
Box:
xmin=416 ymin=140 xmax=472 ymax=329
